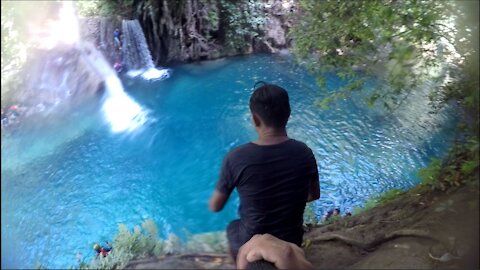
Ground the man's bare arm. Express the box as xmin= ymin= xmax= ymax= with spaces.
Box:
xmin=209 ymin=190 xmax=229 ymax=212
xmin=307 ymin=177 xmax=320 ymax=202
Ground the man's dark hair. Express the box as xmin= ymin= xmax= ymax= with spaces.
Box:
xmin=249 ymin=82 xmax=291 ymax=129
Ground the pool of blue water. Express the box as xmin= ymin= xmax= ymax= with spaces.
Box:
xmin=1 ymin=54 xmax=459 ymax=268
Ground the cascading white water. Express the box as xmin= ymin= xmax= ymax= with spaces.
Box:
xmin=78 ymin=41 xmax=150 ymax=133
xmin=122 ymin=19 xmax=155 ymax=69
xmin=101 ymin=75 xmax=148 ymax=133
xmin=61 ymin=4 xmax=151 ymax=133
xmin=122 ymin=19 xmax=170 ymax=80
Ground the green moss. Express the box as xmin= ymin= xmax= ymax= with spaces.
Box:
xmin=353 ymin=188 xmax=404 ymax=215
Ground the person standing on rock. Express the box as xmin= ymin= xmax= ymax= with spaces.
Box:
xmin=208 ymin=81 xmax=320 ymax=261
xmin=113 ymin=28 xmax=122 ymax=50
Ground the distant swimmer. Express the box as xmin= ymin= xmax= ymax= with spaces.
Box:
xmin=113 ymin=61 xmax=123 ymax=73
xmin=93 ymin=241 xmax=112 ymax=257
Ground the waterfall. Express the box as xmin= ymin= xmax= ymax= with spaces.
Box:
xmin=122 ymin=19 xmax=170 ymax=80
xmin=20 ymin=4 xmax=171 ymax=133
xmin=122 ymin=19 xmax=154 ymax=70
xmin=101 ymin=75 xmax=148 ymax=133
xmin=73 ymin=42 xmax=149 ymax=134
xmin=32 ymin=2 xmax=151 ymax=133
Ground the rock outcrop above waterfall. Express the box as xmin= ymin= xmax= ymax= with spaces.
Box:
xmin=17 ymin=43 xmax=109 ymax=110
xmin=0 ymin=42 xmax=110 ymax=136
xmin=79 ymin=17 xmax=122 ymax=66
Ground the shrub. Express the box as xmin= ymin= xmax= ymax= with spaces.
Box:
xmin=90 ymin=219 xmax=166 ymax=269
xmin=419 ymin=138 xmax=479 ymax=191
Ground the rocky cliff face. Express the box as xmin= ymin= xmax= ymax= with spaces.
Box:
xmin=105 ymin=0 xmax=296 ymax=65
xmin=79 ymin=1 xmax=295 ymax=66
xmin=19 ymin=42 xmax=108 ymax=110
xmin=79 ymin=16 xmax=122 ymax=66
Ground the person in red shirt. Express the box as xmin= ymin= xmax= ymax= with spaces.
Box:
xmin=93 ymin=242 xmax=112 ymax=257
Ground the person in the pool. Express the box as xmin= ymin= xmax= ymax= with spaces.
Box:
xmin=93 ymin=241 xmax=112 ymax=257
xmin=324 ymin=208 xmax=340 ymax=222
xmin=208 ymin=81 xmax=320 ymax=262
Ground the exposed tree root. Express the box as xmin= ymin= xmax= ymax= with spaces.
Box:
xmin=127 ymin=253 xmax=230 ymax=265
xmin=311 ymin=229 xmax=443 ymax=251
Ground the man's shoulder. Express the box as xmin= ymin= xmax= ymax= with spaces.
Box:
xmin=225 ymin=139 xmax=313 ymax=159
xmin=286 ymin=139 xmax=314 ymax=154
xmin=226 ymin=142 xmax=255 ymax=158
xmin=288 ymin=138 xmax=310 ymax=148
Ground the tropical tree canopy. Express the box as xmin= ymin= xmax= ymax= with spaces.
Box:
xmin=291 ymin=0 xmax=478 ymax=113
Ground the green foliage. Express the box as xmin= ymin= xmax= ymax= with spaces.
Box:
xmin=198 ymin=0 xmax=220 ymax=33
xmin=353 ymin=188 xmax=404 ymax=215
xmin=418 ymin=158 xmax=443 ymax=189
xmin=207 ymin=8 xmax=219 ymax=30
xmin=303 ymin=202 xmax=319 ymax=225
xmin=1 ymin=1 xmax=32 ymax=99
xmin=68 ymin=261 xmax=90 ymax=270
xmin=75 ymin=1 xmax=103 ymax=17
xmin=290 ymin=0 xmax=476 ymax=113
xmin=292 ymin=0 xmax=479 ymax=198
xmin=184 ymin=231 xmax=228 ymax=253
xmin=75 ymin=0 xmax=134 ymax=17
xmin=90 ymin=219 xmax=166 ymax=269
xmin=419 ymin=137 xmax=479 ymax=191
xmin=37 ymin=219 xmax=228 ymax=269
xmin=219 ymin=0 xmax=266 ymax=52
xmin=353 ymin=198 xmax=377 ymax=215
xmin=376 ymin=188 xmax=404 ymax=204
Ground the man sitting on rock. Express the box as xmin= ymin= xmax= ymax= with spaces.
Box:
xmin=208 ymin=82 xmax=320 ymax=261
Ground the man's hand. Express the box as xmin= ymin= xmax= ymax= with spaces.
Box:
xmin=237 ymin=234 xmax=313 ymax=270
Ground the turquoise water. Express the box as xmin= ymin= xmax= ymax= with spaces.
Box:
xmin=1 ymin=54 xmax=458 ymax=268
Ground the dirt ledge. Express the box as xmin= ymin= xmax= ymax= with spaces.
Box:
xmin=126 ymin=181 xmax=479 ymax=269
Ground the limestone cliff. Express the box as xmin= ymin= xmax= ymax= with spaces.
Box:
xmin=80 ymin=0 xmax=295 ymax=66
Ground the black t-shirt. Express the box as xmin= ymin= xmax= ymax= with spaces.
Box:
xmin=216 ymin=138 xmax=319 ymax=245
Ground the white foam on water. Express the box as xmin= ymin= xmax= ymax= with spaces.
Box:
xmin=141 ymin=67 xmax=171 ymax=80
xmin=126 ymin=69 xmax=144 ymax=78
xmin=102 ymin=75 xmax=148 ymax=133
xmin=126 ymin=68 xmax=171 ymax=81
